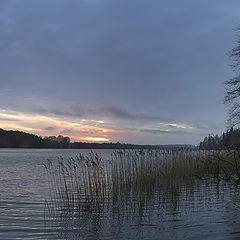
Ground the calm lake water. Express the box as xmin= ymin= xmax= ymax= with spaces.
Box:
xmin=1 ymin=148 xmax=240 ymax=239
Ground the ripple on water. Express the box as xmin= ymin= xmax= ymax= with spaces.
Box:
xmin=0 ymin=149 xmax=240 ymax=239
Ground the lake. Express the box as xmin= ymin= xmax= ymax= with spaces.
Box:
xmin=0 ymin=148 xmax=240 ymax=239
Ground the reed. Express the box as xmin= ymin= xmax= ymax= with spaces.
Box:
xmin=110 ymin=148 xmax=205 ymax=194
xmin=44 ymin=148 xmax=240 ymax=218
xmin=44 ymin=151 xmax=111 ymax=218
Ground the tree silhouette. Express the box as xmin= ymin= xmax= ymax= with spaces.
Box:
xmin=199 ymin=127 xmax=240 ymax=149
xmin=225 ymin=28 xmax=240 ymax=126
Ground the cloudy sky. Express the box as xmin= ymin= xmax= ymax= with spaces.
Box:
xmin=0 ymin=0 xmax=240 ymax=144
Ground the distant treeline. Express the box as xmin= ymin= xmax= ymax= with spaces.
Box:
xmin=0 ymin=128 xmax=189 ymax=149
xmin=199 ymin=127 xmax=240 ymax=149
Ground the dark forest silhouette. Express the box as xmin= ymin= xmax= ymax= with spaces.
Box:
xmin=0 ymin=128 xmax=189 ymax=149
xmin=199 ymin=127 xmax=240 ymax=149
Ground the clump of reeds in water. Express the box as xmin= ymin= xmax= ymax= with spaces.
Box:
xmin=44 ymin=151 xmax=112 ymax=218
xmin=44 ymin=149 xmax=213 ymax=216
xmin=110 ymin=148 xmax=208 ymax=195
xmin=44 ymin=148 xmax=240 ymax=232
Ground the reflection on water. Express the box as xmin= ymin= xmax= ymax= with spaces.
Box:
xmin=0 ymin=149 xmax=240 ymax=239
xmin=45 ymin=181 xmax=240 ymax=240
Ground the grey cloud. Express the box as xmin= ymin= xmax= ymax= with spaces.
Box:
xmin=97 ymin=107 xmax=171 ymax=122
xmin=60 ymin=129 xmax=72 ymax=134
xmin=0 ymin=117 xmax=21 ymax=122
xmin=0 ymin=89 xmax=13 ymax=94
xmin=34 ymin=106 xmax=171 ymax=123
xmin=192 ymin=122 xmax=220 ymax=131
xmin=38 ymin=108 xmax=80 ymax=118
xmin=192 ymin=123 xmax=209 ymax=130
xmin=44 ymin=126 xmax=57 ymax=131
xmin=141 ymin=129 xmax=190 ymax=135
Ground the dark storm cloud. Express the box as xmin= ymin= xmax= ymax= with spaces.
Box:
xmin=0 ymin=0 xmax=239 ymax=143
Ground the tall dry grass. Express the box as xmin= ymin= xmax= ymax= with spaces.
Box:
xmin=44 ymin=148 xmax=240 ymax=217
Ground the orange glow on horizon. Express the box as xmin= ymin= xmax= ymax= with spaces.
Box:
xmin=82 ymin=137 xmax=110 ymax=142
xmin=0 ymin=109 xmax=116 ymax=142
xmin=0 ymin=109 xmax=116 ymax=141
xmin=0 ymin=123 xmax=42 ymax=132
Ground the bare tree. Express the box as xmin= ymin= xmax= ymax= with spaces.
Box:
xmin=225 ymin=28 xmax=240 ymax=127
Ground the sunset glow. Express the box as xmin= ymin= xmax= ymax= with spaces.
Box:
xmin=82 ymin=137 xmax=110 ymax=142
xmin=0 ymin=109 xmax=113 ymax=142
xmin=0 ymin=108 xmax=203 ymax=144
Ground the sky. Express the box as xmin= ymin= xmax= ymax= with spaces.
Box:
xmin=0 ymin=0 xmax=240 ymax=145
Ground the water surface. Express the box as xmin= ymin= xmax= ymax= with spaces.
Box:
xmin=0 ymin=149 xmax=240 ymax=239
